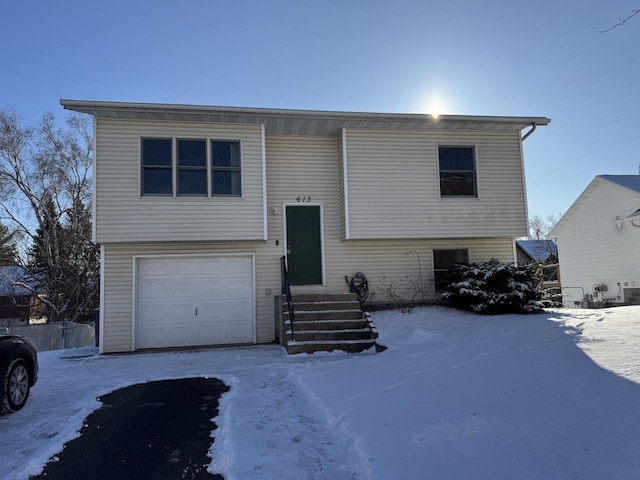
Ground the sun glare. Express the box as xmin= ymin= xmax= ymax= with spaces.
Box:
xmin=419 ymin=91 xmax=452 ymax=118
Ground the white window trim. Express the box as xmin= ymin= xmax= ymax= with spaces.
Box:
xmin=436 ymin=145 xmax=478 ymax=199
xmin=210 ymin=138 xmax=244 ymax=198
xmin=139 ymin=137 xmax=174 ymax=197
xmin=176 ymin=137 xmax=208 ymax=197
xmin=432 ymin=247 xmax=470 ymax=291
xmin=138 ymin=136 xmax=244 ymax=199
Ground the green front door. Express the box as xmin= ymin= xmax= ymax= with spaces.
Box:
xmin=286 ymin=205 xmax=322 ymax=285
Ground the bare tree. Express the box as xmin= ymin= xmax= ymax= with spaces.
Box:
xmin=528 ymin=213 xmax=561 ymax=240
xmin=598 ymin=8 xmax=640 ymax=32
xmin=0 ymin=108 xmax=98 ymax=322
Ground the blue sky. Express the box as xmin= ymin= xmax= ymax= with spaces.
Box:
xmin=1 ymin=0 xmax=638 ymax=219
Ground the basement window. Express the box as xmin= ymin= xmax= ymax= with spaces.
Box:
xmin=433 ymin=249 xmax=469 ymax=291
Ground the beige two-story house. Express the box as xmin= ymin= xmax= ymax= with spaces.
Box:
xmin=61 ymin=100 xmax=549 ymax=353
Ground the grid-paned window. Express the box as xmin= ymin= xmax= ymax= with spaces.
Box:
xmin=140 ymin=138 xmax=242 ymax=197
xmin=212 ymin=140 xmax=241 ymax=196
xmin=433 ymin=249 xmax=469 ymax=291
xmin=141 ymin=138 xmax=173 ymax=195
xmin=438 ymin=146 xmax=477 ymax=197
xmin=177 ymin=139 xmax=207 ymax=196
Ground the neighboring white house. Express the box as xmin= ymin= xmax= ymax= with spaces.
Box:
xmin=550 ymin=175 xmax=640 ymax=308
xmin=61 ymin=100 xmax=549 ymax=353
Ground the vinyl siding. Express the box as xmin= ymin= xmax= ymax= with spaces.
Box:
xmin=101 ymin=242 xmax=281 ymax=353
xmin=265 ymin=134 xmax=516 ymax=297
xmin=102 ymin=237 xmax=514 ymax=353
xmin=555 ymin=183 xmax=640 ymax=306
xmin=266 ymin=135 xmax=343 ymax=291
xmin=344 ymin=129 xmax=528 ymax=239
xmin=101 ymin=133 xmax=517 ymax=353
xmin=94 ymin=119 xmax=265 ymax=243
xmin=319 ymin=237 xmax=515 ymax=303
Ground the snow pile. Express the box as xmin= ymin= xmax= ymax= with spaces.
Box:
xmin=2 ymin=306 xmax=640 ymax=480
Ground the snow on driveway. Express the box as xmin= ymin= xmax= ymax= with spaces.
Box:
xmin=1 ymin=306 xmax=640 ymax=480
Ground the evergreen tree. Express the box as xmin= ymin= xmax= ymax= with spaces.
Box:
xmin=26 ymin=196 xmax=99 ymax=322
xmin=28 ymin=194 xmax=62 ymax=275
xmin=0 ymin=222 xmax=18 ymax=266
xmin=59 ymin=198 xmax=99 ymax=322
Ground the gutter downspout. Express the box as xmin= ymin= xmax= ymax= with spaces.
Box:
xmin=521 ymin=123 xmax=537 ymax=141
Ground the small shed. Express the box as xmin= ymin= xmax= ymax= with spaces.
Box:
xmin=0 ymin=266 xmax=37 ymax=325
xmin=516 ymin=240 xmax=558 ymax=265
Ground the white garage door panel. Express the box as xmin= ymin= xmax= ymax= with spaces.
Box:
xmin=136 ymin=255 xmax=254 ymax=349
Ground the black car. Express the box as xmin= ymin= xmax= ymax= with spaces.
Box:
xmin=0 ymin=334 xmax=38 ymax=414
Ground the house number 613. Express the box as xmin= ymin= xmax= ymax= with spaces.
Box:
xmin=297 ymin=196 xmax=311 ymax=203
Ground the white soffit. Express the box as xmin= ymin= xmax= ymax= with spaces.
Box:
xmin=61 ymin=99 xmax=550 ymax=137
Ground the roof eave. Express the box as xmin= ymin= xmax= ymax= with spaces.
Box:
xmin=60 ymin=99 xmax=550 ymax=136
xmin=550 ymin=177 xmax=602 ymax=237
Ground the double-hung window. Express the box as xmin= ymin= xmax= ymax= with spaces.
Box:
xmin=433 ymin=249 xmax=469 ymax=291
xmin=177 ymin=139 xmax=207 ymax=196
xmin=141 ymin=138 xmax=173 ymax=195
xmin=438 ymin=146 xmax=477 ymax=197
xmin=141 ymin=138 xmax=242 ymax=197
xmin=212 ymin=140 xmax=241 ymax=196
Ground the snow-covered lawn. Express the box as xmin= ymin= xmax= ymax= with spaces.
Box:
xmin=2 ymin=306 xmax=640 ymax=480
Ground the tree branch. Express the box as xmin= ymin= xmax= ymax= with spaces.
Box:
xmin=598 ymin=9 xmax=640 ymax=33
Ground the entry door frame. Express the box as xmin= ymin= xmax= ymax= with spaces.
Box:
xmin=282 ymin=202 xmax=326 ymax=286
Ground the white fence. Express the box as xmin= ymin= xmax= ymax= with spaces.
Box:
xmin=6 ymin=321 xmax=95 ymax=352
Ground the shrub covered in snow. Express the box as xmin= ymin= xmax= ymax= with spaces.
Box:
xmin=539 ymin=286 xmax=563 ymax=308
xmin=438 ymin=259 xmax=543 ymax=314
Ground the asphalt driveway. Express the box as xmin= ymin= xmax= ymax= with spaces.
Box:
xmin=30 ymin=377 xmax=229 ymax=480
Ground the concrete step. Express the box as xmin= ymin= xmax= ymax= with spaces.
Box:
xmin=283 ymin=300 xmax=361 ymax=311
xmin=285 ymin=319 xmax=369 ymax=330
xmin=284 ymin=309 xmax=363 ymax=321
xmin=285 ymin=328 xmax=375 ymax=342
xmin=279 ymin=293 xmax=379 ymax=355
xmin=289 ymin=293 xmax=358 ymax=302
xmin=286 ymin=339 xmax=376 ymax=355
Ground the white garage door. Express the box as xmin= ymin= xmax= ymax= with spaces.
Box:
xmin=136 ymin=255 xmax=255 ymax=349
